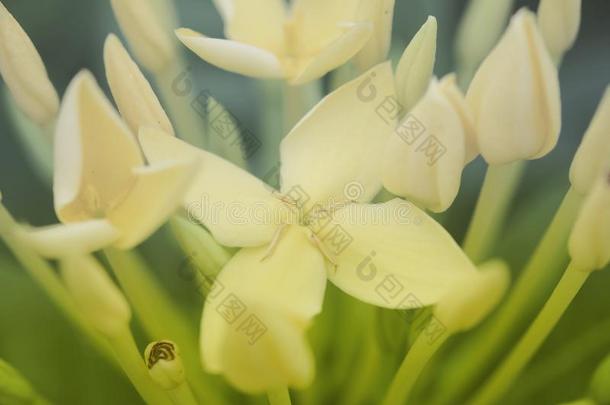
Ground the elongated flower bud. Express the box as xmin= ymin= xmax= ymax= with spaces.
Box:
xmin=104 ymin=34 xmax=174 ymax=135
xmin=569 ymin=87 xmax=610 ymax=195
xmin=145 ymin=340 xmax=185 ymax=390
xmin=0 ymin=2 xmax=58 ymax=125
xmin=109 ymin=0 xmax=175 ymax=73
xmin=383 ymin=79 xmax=467 ymax=213
xmin=395 ymin=16 xmax=437 ymax=113
xmin=435 ymin=260 xmax=510 ymax=333
xmin=353 ymin=0 xmax=395 ymax=71
xmin=538 ymin=0 xmax=581 ymax=63
xmin=568 ymin=172 xmax=610 ymax=272
xmin=467 ymin=9 xmax=561 ymax=165
xmin=61 ymin=255 xmax=131 ymax=337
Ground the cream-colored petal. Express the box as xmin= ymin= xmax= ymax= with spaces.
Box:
xmin=569 ymin=87 xmax=610 ymax=195
xmin=325 ymin=199 xmax=477 ymax=308
xmin=353 ymin=0 xmax=395 ymax=71
xmin=281 ymin=62 xmax=395 ymax=206
xmin=538 ymin=0 xmax=581 ymax=62
xmin=435 ymin=259 xmax=510 ymax=333
xmin=104 ymin=34 xmax=174 ymax=136
xmin=394 ymin=16 xmax=437 ymax=113
xmin=213 ymin=0 xmax=286 ymax=54
xmin=0 ymin=3 xmax=59 ymax=125
xmin=201 ymin=225 xmax=326 ymax=392
xmin=139 ymin=127 xmax=286 ymax=247
xmin=107 ymin=159 xmax=200 ymax=249
xmin=290 ymin=22 xmax=372 ymax=85
xmin=466 ymin=9 xmax=561 ymax=164
xmin=176 ymin=29 xmax=284 ymax=79
xmin=110 ymin=0 xmax=175 ymax=73
xmin=382 ymin=79 xmax=466 ymax=213
xmin=53 ymin=70 xmax=143 ymax=223
xmin=439 ymin=74 xmax=478 ymax=163
xmin=16 ymin=220 xmax=119 ymax=259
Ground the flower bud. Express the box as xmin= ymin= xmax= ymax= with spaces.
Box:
xmin=353 ymin=0 xmax=395 ymax=72
xmin=568 ymin=172 xmax=610 ymax=272
xmin=466 ymin=9 xmax=561 ymax=165
xmin=109 ymin=0 xmax=175 ymax=73
xmin=382 ymin=79 xmax=466 ymax=213
xmin=0 ymin=2 xmax=59 ymax=125
xmin=104 ymin=34 xmax=174 ymax=136
xmin=569 ymin=87 xmax=610 ymax=195
xmin=145 ymin=340 xmax=185 ymax=390
xmin=394 ymin=16 xmax=436 ymax=113
xmin=538 ymin=0 xmax=581 ymax=63
xmin=61 ymin=255 xmax=131 ymax=337
xmin=435 ymin=260 xmax=510 ymax=333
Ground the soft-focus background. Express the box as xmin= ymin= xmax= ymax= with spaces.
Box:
xmin=0 ymin=0 xmax=609 ymax=404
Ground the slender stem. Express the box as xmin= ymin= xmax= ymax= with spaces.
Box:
xmin=282 ymin=81 xmax=322 ymax=133
xmin=103 ymin=248 xmax=224 ymax=404
xmin=0 ymin=204 xmax=114 ymax=362
xmin=155 ymin=60 xmax=207 ymax=149
xmin=168 ymin=382 xmax=199 ymax=405
xmin=267 ymin=387 xmax=292 ymax=405
xmin=109 ymin=327 xmax=172 ymax=405
xmin=382 ymin=329 xmax=450 ymax=405
xmin=433 ymin=188 xmax=583 ymax=405
xmin=469 ymin=262 xmax=590 ymax=405
xmin=462 ymin=161 xmax=526 ymax=263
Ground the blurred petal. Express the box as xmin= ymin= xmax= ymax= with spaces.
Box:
xmin=53 ymin=70 xmax=143 ymax=223
xmin=538 ymin=0 xmax=581 ymax=62
xmin=290 ymin=22 xmax=372 ymax=85
xmin=104 ymin=34 xmax=174 ymax=136
xmin=176 ymin=29 xmax=284 ymax=79
xmin=108 ymin=159 xmax=200 ymax=249
xmin=466 ymin=9 xmax=561 ymax=164
xmin=139 ymin=127 xmax=286 ymax=247
xmin=213 ymin=0 xmax=286 ymax=53
xmin=281 ymin=62 xmax=395 ymax=205
xmin=353 ymin=0 xmax=395 ymax=71
xmin=325 ymin=200 xmax=476 ymax=308
xmin=201 ymin=226 xmax=326 ymax=392
xmin=16 ymin=220 xmax=119 ymax=258
xmin=383 ymin=80 xmax=466 ymax=213
xmin=0 ymin=2 xmax=59 ymax=125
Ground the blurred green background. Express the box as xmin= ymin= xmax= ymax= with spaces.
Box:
xmin=0 ymin=0 xmax=609 ymax=404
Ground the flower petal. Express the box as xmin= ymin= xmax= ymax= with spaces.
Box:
xmin=107 ymin=159 xmax=200 ymax=249
xmin=139 ymin=127 xmax=286 ymax=247
xmin=281 ymin=62 xmax=396 ymax=205
xmin=290 ymin=22 xmax=372 ymax=85
xmin=201 ymin=225 xmax=326 ymax=392
xmin=16 ymin=220 xmax=119 ymax=258
xmin=176 ymin=29 xmax=284 ymax=79
xmin=213 ymin=0 xmax=286 ymax=53
xmin=324 ymin=199 xmax=476 ymax=308
xmin=382 ymin=79 xmax=466 ymax=213
xmin=53 ymin=70 xmax=143 ymax=223
xmin=104 ymin=34 xmax=174 ymax=136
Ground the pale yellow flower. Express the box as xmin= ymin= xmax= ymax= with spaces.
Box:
xmin=139 ymin=63 xmax=478 ymax=392
xmin=467 ymin=9 xmax=561 ymax=165
xmin=0 ymin=2 xmax=59 ymax=125
xmin=538 ymin=0 xmax=582 ymax=62
xmin=383 ymin=75 xmax=477 ymax=213
xmin=353 ymin=0 xmax=395 ymax=71
xmin=176 ymin=0 xmax=375 ymax=84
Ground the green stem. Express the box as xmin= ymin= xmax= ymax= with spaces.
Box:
xmin=382 ymin=329 xmax=450 ymax=405
xmin=267 ymin=387 xmax=292 ymax=405
xmin=109 ymin=327 xmax=172 ymax=405
xmin=168 ymin=382 xmax=199 ymax=405
xmin=462 ymin=161 xmax=526 ymax=263
xmin=0 ymin=204 xmax=114 ymax=362
xmin=282 ymin=81 xmax=322 ymax=134
xmin=433 ymin=188 xmax=583 ymax=405
xmin=155 ymin=60 xmax=207 ymax=149
xmin=469 ymin=262 xmax=589 ymax=405
xmin=103 ymin=248 xmax=224 ymax=404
